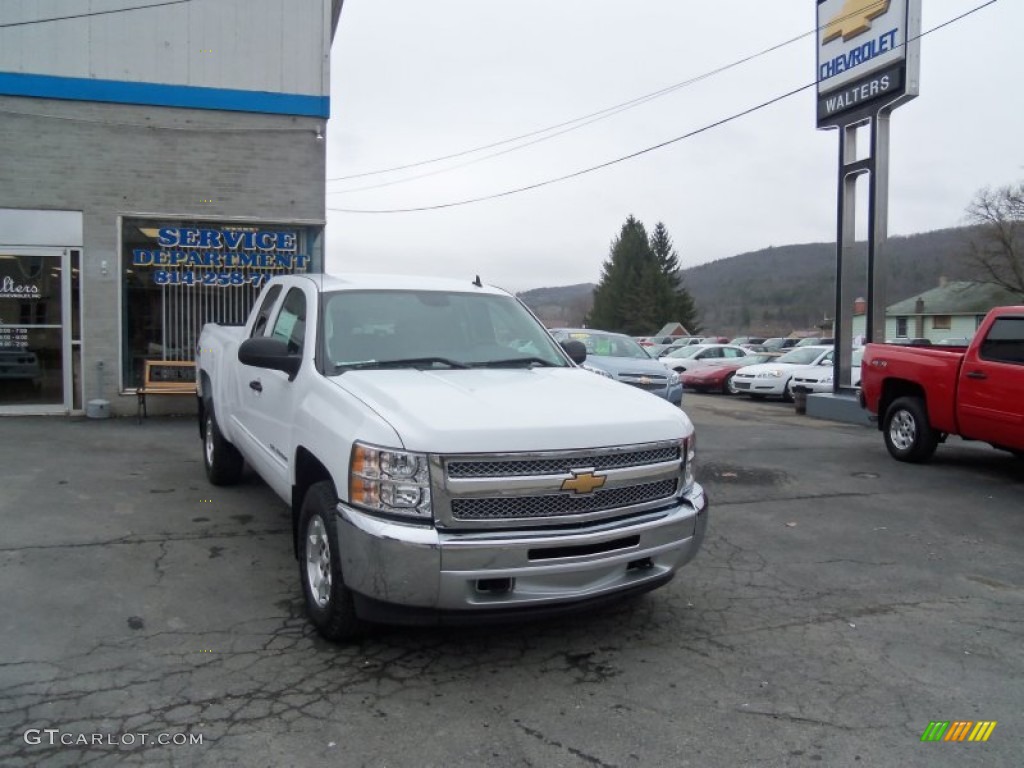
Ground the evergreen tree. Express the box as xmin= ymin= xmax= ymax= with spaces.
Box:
xmin=649 ymin=221 xmax=702 ymax=334
xmin=587 ymin=216 xmax=655 ymax=333
xmin=587 ymin=217 xmax=703 ymax=336
xmin=650 ymin=222 xmax=682 ymax=283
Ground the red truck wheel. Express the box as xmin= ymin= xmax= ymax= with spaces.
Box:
xmin=883 ymin=396 xmax=939 ymax=463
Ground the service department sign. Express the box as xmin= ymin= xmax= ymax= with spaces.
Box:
xmin=816 ymin=0 xmax=920 ymax=126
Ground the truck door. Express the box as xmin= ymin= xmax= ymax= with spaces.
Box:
xmin=238 ymin=286 xmax=307 ymax=497
xmin=957 ymin=314 xmax=1024 ymax=449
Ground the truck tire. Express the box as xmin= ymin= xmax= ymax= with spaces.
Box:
xmin=883 ymin=396 xmax=939 ymax=463
xmin=298 ymin=481 xmax=365 ymax=642
xmin=203 ymin=402 xmax=244 ymax=485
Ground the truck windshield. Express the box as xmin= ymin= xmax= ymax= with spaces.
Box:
xmin=322 ymin=289 xmax=569 ymax=371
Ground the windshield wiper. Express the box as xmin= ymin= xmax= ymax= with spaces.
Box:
xmin=468 ymin=357 xmax=557 ymax=368
xmin=333 ymin=357 xmax=469 ymax=373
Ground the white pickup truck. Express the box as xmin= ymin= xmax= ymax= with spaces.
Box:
xmin=196 ymin=273 xmax=708 ymax=641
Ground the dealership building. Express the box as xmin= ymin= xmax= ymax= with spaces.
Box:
xmin=0 ymin=0 xmax=343 ymax=416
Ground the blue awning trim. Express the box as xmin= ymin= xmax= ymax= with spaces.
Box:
xmin=0 ymin=71 xmax=329 ymax=118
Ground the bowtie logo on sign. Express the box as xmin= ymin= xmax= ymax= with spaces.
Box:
xmin=823 ymin=0 xmax=891 ymax=44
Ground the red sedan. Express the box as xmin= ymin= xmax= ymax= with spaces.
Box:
xmin=680 ymin=353 xmax=779 ymax=394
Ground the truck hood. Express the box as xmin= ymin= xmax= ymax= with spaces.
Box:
xmin=328 ymin=367 xmax=691 ymax=453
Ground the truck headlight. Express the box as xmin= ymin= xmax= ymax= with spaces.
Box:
xmin=349 ymin=442 xmax=432 ymax=521
xmin=667 ymin=371 xmax=681 ymax=386
xmin=682 ymin=433 xmax=696 ymax=491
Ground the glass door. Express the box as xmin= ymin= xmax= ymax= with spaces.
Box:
xmin=0 ymin=248 xmax=70 ymax=413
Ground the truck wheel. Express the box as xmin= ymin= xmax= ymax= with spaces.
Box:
xmin=298 ymin=481 xmax=364 ymax=642
xmin=203 ymin=403 xmax=244 ymax=485
xmin=883 ymin=396 xmax=939 ymax=463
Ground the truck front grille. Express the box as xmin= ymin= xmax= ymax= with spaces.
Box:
xmin=433 ymin=441 xmax=685 ymax=530
xmin=451 ymin=479 xmax=676 ymax=521
xmin=447 ymin=446 xmax=679 ymax=478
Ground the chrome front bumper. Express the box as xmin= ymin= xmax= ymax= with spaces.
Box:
xmin=334 ymin=484 xmax=707 ymax=620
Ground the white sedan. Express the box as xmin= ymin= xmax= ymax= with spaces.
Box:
xmin=729 ymin=346 xmax=833 ymax=400
xmin=658 ymin=343 xmax=750 ymax=373
xmin=792 ymin=348 xmax=863 ymax=393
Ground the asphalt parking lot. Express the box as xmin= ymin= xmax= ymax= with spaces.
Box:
xmin=1 ymin=395 xmax=1022 ymax=767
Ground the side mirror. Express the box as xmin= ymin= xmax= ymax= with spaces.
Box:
xmin=821 ymin=359 xmax=833 ymax=366
xmin=561 ymin=339 xmax=587 ymax=364
xmin=239 ymin=336 xmax=301 ymax=380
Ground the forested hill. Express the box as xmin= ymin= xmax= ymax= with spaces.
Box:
xmin=520 ymin=227 xmax=978 ymax=335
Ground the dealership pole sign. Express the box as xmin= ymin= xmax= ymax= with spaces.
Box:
xmin=815 ymin=0 xmax=921 ymax=395
xmin=816 ymin=0 xmax=920 ymax=127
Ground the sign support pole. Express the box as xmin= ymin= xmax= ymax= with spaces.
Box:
xmin=816 ymin=0 xmax=920 ymax=396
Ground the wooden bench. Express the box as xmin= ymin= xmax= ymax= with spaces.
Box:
xmin=137 ymin=360 xmax=197 ymax=422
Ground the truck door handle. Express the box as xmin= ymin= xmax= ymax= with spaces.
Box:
xmin=966 ymin=371 xmax=987 ymax=380
xmin=249 ymin=379 xmax=263 ymax=392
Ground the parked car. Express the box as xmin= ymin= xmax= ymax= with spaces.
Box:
xmin=762 ymin=337 xmax=799 ymax=352
xmin=730 ymin=336 xmax=766 ymax=346
xmin=658 ymin=343 xmax=750 ymax=373
xmin=792 ymin=348 xmax=863 ymax=393
xmin=934 ymin=337 xmax=972 ymax=346
xmin=680 ymin=352 xmax=780 ymax=394
xmin=0 ymin=346 xmax=42 ymax=383
xmin=730 ymin=345 xmax=834 ymax=400
xmin=645 ymin=342 xmax=679 ymax=357
xmin=655 ymin=339 xmax=688 ymax=358
xmin=860 ymin=306 xmax=1024 ymax=463
xmin=794 ymin=336 xmax=834 ymax=347
xmin=550 ymin=328 xmax=683 ymax=405
xmin=674 ymin=337 xmax=705 ymax=347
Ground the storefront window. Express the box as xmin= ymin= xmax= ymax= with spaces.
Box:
xmin=120 ymin=218 xmax=321 ymax=390
xmin=0 ymin=253 xmax=65 ymax=407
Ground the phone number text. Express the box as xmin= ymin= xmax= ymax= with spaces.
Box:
xmin=152 ymin=270 xmax=269 ymax=287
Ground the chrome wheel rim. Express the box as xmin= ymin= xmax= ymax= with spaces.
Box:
xmin=204 ymin=414 xmax=215 ymax=467
xmin=306 ymin=515 xmax=332 ymax=608
xmin=889 ymin=410 xmax=916 ymax=451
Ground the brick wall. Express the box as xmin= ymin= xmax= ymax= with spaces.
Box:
xmin=0 ymin=95 xmax=326 ymax=415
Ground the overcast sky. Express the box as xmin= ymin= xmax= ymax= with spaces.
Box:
xmin=325 ymin=0 xmax=1021 ymax=293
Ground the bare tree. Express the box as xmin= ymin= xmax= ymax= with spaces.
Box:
xmin=965 ymin=182 xmax=1024 ymax=298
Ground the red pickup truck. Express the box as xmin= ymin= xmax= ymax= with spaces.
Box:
xmin=860 ymin=306 xmax=1024 ymax=462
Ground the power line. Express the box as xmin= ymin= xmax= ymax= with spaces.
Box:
xmin=325 ymin=0 xmax=902 ymax=185
xmin=326 ymin=27 xmax=815 ymax=184
xmin=0 ymin=0 xmax=192 ymax=29
xmin=327 ymin=0 xmax=999 ymax=215
xmin=328 ymin=83 xmax=814 ymax=214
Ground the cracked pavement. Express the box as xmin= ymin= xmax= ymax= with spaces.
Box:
xmin=1 ymin=397 xmax=1021 ymax=767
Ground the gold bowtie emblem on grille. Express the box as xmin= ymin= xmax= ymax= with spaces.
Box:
xmin=639 ymin=376 xmax=651 ymax=385
xmin=561 ymin=471 xmax=607 ymax=494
